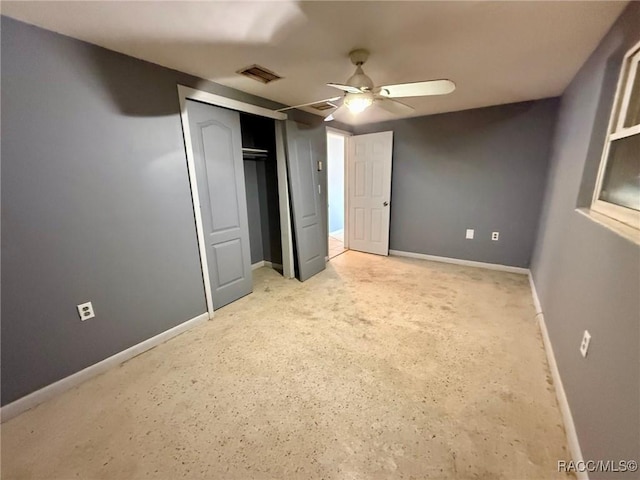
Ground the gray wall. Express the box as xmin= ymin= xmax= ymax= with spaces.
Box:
xmin=258 ymin=160 xmax=283 ymax=266
xmin=243 ymin=160 xmax=264 ymax=264
xmin=531 ymin=4 xmax=640 ymax=477
xmin=0 ymin=16 xmax=288 ymax=405
xmin=355 ymin=99 xmax=559 ymax=267
xmin=243 ymin=159 xmax=283 ymax=266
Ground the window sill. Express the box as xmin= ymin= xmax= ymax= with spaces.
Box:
xmin=576 ymin=208 xmax=640 ymax=246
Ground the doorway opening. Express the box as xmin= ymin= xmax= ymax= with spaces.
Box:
xmin=240 ymin=113 xmax=284 ymax=275
xmin=327 ymin=129 xmax=349 ymax=259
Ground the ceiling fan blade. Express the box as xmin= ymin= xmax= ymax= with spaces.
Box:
xmin=326 ymin=83 xmax=364 ymax=94
xmin=375 ymin=97 xmax=415 ymax=116
xmin=324 ymin=105 xmax=347 ymax=122
xmin=276 ymin=96 xmax=342 ymax=112
xmin=377 ymin=79 xmax=455 ymax=98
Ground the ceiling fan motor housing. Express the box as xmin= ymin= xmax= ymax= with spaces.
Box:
xmin=347 ymin=66 xmax=374 ymax=90
xmin=346 ymin=49 xmax=374 ymax=90
xmin=349 ymin=48 xmax=370 ymax=65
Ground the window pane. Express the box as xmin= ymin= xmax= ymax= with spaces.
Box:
xmin=623 ymin=58 xmax=639 ymax=128
xmin=599 ymin=134 xmax=640 ymax=211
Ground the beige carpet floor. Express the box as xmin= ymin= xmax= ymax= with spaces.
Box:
xmin=1 ymin=251 xmax=570 ymax=479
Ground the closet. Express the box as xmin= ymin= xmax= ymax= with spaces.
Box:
xmin=240 ymin=113 xmax=283 ymax=273
xmin=181 ymin=89 xmax=326 ymax=313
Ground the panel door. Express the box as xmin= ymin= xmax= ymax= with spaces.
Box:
xmin=186 ymin=99 xmax=252 ymax=309
xmin=347 ymin=131 xmax=394 ymax=256
xmin=285 ymin=120 xmax=327 ymax=281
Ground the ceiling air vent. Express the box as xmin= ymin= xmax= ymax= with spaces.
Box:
xmin=237 ymin=64 xmax=282 ymax=84
xmin=310 ymin=101 xmax=338 ymax=111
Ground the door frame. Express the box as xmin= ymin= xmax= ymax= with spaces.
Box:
xmin=177 ymin=85 xmax=294 ymax=318
xmin=325 ymin=126 xmax=352 ymax=250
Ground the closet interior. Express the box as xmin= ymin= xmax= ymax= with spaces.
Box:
xmin=240 ymin=113 xmax=283 ymax=274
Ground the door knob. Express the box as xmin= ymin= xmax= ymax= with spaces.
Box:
xmin=383 ymin=201 xmax=389 ymax=206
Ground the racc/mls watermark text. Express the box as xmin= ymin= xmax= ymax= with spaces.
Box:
xmin=558 ymin=460 xmax=638 ymax=474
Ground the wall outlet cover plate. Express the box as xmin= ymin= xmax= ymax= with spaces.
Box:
xmin=580 ymin=330 xmax=591 ymax=358
xmin=77 ymin=302 xmax=95 ymax=321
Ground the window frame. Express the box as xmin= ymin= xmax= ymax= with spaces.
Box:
xmin=591 ymin=40 xmax=640 ymax=230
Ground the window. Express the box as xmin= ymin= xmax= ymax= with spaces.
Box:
xmin=592 ymin=41 xmax=640 ymax=230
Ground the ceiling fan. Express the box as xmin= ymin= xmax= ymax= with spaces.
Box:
xmin=277 ymin=49 xmax=455 ymax=121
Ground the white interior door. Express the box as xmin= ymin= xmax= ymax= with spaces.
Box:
xmin=347 ymin=131 xmax=393 ymax=256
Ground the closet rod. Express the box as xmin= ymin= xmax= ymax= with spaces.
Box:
xmin=242 ymin=147 xmax=269 ymax=154
xmin=242 ymin=147 xmax=270 ymax=160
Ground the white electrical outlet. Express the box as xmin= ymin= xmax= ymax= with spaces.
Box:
xmin=77 ymin=301 xmax=95 ymax=321
xmin=492 ymin=232 xmax=500 ymax=241
xmin=580 ymin=330 xmax=591 ymax=358
xmin=466 ymin=229 xmax=474 ymax=239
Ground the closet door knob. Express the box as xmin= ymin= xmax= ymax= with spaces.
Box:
xmin=383 ymin=201 xmax=389 ymax=207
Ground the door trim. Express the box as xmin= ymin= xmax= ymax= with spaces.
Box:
xmin=326 ymin=127 xmax=352 ymax=250
xmin=179 ymin=85 xmax=287 ymax=121
xmin=177 ymin=85 xmax=293 ymax=318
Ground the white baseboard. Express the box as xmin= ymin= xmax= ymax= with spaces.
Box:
xmin=529 ymin=273 xmax=588 ymax=480
xmin=528 ymin=271 xmax=543 ymax=314
xmin=0 ymin=312 xmax=209 ymax=423
xmin=389 ymin=249 xmax=529 ymax=275
xmin=252 ymin=261 xmax=283 ymax=270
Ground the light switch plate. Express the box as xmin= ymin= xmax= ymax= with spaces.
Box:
xmin=466 ymin=229 xmax=474 ymax=239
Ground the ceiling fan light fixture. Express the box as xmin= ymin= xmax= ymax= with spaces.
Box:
xmin=344 ymin=92 xmax=373 ymax=114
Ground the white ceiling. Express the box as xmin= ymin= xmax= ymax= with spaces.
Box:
xmin=2 ymin=1 xmax=628 ymax=125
